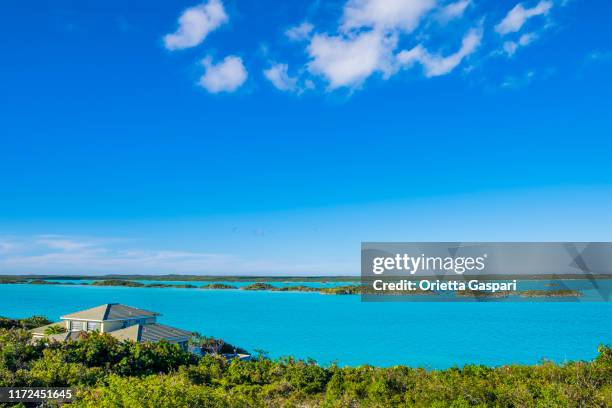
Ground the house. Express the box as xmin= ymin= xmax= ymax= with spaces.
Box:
xmin=31 ymin=303 xmax=192 ymax=350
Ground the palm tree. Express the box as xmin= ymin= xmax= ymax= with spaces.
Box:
xmin=44 ymin=324 xmax=67 ymax=335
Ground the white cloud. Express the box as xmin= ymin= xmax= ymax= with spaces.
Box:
xmin=285 ymin=22 xmax=314 ymax=41
xmin=397 ymin=26 xmax=482 ymax=77
xmin=1 ymin=246 xmax=235 ymax=275
xmin=307 ymin=30 xmax=398 ymax=89
xmin=341 ymin=0 xmax=436 ymax=32
xmin=300 ymin=0 xmax=485 ymax=90
xmin=36 ymin=236 xmax=98 ymax=251
xmin=0 ymin=240 xmax=18 ymax=254
xmin=199 ymin=56 xmax=248 ymax=93
xmin=164 ymin=0 xmax=228 ymax=50
xmin=586 ymin=50 xmax=612 ymax=63
xmin=501 ymin=69 xmax=536 ymax=89
xmin=0 ymin=235 xmax=111 ymax=261
xmin=495 ymin=1 xmax=553 ymax=36
xmin=264 ymin=63 xmax=299 ymax=92
xmin=0 ymin=234 xmax=350 ymax=275
xmin=436 ymin=0 xmax=471 ymax=23
xmin=503 ymin=41 xmax=519 ymax=56
xmin=503 ymin=32 xmax=538 ymax=56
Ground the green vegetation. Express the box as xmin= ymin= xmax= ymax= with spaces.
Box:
xmin=241 ymin=283 xmax=275 ymax=290
xmin=0 ymin=277 xmax=596 ymax=299
xmin=13 ymin=278 xmax=365 ymax=295
xmin=0 ymin=274 xmax=362 ymax=283
xmin=44 ymin=324 xmax=68 ymax=335
xmin=456 ymin=290 xmax=512 ymax=298
xmin=29 ymin=279 xmax=76 ymax=285
xmin=455 ymin=289 xmax=583 ymax=298
xmin=239 ymin=284 xmax=365 ymax=294
xmin=92 ymin=279 xmax=146 ymax=287
xmin=0 ymin=316 xmax=609 ymax=407
xmin=243 ymin=284 xmax=335 ymax=293
xmin=271 ymin=285 xmax=319 ymax=292
xmin=0 ymin=278 xmax=28 ymax=284
xmin=200 ymin=283 xmax=237 ymax=290
xmin=0 ymin=316 xmax=51 ymax=330
xmin=235 ymin=284 xmax=367 ymax=294
xmin=0 ymin=276 xmax=593 ymax=301
xmin=320 ymin=285 xmax=364 ymax=295
xmin=520 ymin=289 xmax=583 ymax=298
xmin=91 ymin=280 xmax=197 ymax=289
xmin=147 ymin=283 xmax=198 ymax=289
xmin=4 ymin=274 xmax=612 ymax=283
xmin=189 ymin=333 xmax=247 ymax=355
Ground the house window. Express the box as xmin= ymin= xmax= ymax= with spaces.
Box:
xmin=87 ymin=321 xmax=100 ymax=332
xmin=71 ymin=321 xmax=84 ymax=331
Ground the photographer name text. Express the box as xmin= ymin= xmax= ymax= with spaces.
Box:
xmin=372 ymin=279 xmax=518 ymax=293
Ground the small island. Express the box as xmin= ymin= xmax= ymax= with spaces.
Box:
xmin=456 ymin=290 xmax=512 ymax=298
xmin=29 ymin=279 xmax=76 ymax=285
xmin=200 ymin=283 xmax=237 ymax=290
xmin=519 ymin=289 xmax=583 ymax=298
xmin=271 ymin=285 xmax=319 ymax=292
xmin=147 ymin=283 xmax=198 ymax=289
xmin=92 ymin=280 xmax=197 ymax=289
xmin=0 ymin=277 xmax=589 ymax=299
xmin=241 ymin=283 xmax=275 ymax=290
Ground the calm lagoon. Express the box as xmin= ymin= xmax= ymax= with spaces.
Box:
xmin=1 ymin=283 xmax=610 ymax=368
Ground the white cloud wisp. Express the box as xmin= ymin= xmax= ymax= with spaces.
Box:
xmin=397 ymin=26 xmax=482 ymax=77
xmin=264 ymin=63 xmax=299 ymax=92
xmin=307 ymin=30 xmax=398 ymax=89
xmin=341 ymin=0 xmax=436 ymax=32
xmin=164 ymin=0 xmax=228 ymax=50
xmin=495 ymin=0 xmax=553 ymax=36
xmin=436 ymin=0 xmax=472 ymax=23
xmin=199 ymin=56 xmax=248 ymax=93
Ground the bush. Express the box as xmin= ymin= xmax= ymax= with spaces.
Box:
xmin=0 ymin=316 xmax=610 ymax=407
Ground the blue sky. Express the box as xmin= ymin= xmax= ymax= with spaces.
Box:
xmin=1 ymin=0 xmax=611 ymax=275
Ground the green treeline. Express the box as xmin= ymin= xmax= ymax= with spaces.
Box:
xmin=0 ymin=279 xmax=588 ymax=297
xmin=0 ymin=275 xmax=360 ymax=283
xmin=0 ymin=317 xmax=610 ymax=407
xmin=240 ymin=283 xmax=364 ymax=294
xmin=87 ymin=280 xmax=365 ymax=294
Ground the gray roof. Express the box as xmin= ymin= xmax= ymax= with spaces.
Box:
xmin=109 ymin=323 xmax=192 ymax=343
xmin=61 ymin=303 xmax=159 ymax=321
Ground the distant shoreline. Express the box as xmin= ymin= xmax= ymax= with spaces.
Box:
xmin=0 ymin=274 xmax=360 ymax=282
xmin=1 ymin=273 xmax=611 ymax=282
xmin=0 ymin=277 xmax=594 ymax=298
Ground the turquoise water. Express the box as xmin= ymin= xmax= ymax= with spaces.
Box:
xmin=1 ymin=283 xmax=610 ymax=368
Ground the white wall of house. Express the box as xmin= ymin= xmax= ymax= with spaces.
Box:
xmin=65 ymin=316 xmax=157 ymax=333
xmin=101 ymin=320 xmax=123 ymax=333
xmin=67 ymin=320 xmax=101 ymax=332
